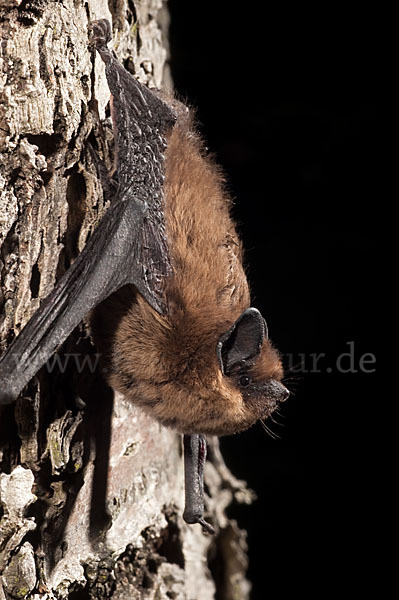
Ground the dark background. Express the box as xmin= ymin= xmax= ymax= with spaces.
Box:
xmin=168 ymin=2 xmax=379 ymax=597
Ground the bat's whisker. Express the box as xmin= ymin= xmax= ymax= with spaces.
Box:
xmin=260 ymin=418 xmax=280 ymax=440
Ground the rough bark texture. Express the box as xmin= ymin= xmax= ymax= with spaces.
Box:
xmin=0 ymin=1 xmax=252 ymax=598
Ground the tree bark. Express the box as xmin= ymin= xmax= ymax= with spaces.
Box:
xmin=0 ymin=1 xmax=252 ymax=598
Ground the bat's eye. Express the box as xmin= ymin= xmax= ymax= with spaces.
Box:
xmin=239 ymin=375 xmax=251 ymax=388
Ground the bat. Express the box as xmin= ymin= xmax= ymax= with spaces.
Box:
xmin=0 ymin=19 xmax=289 ymax=534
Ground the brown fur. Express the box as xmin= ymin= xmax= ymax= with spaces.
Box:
xmin=92 ymin=113 xmax=284 ymax=436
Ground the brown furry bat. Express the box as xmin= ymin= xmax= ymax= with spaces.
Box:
xmin=0 ymin=19 xmax=289 ymax=532
xmin=92 ymin=112 xmax=287 ymax=437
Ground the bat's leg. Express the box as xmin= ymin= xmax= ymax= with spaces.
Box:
xmin=183 ymin=434 xmax=215 ymax=535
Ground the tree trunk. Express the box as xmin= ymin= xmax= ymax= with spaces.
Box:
xmin=0 ymin=1 xmax=252 ymax=598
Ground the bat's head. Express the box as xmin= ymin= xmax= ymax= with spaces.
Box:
xmin=138 ymin=306 xmax=289 ymax=436
xmin=213 ymin=307 xmax=289 ymax=435
xmin=104 ymin=297 xmax=288 ymax=437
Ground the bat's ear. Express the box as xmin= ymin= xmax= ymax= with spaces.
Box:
xmin=217 ymin=308 xmax=267 ymax=375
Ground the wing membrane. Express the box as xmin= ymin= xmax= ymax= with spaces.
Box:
xmin=0 ymin=20 xmax=175 ymax=404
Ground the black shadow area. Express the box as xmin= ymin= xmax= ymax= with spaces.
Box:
xmin=168 ymin=1 xmax=380 ymax=597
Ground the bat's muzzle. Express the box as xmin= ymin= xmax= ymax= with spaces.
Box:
xmin=263 ymin=379 xmax=290 ymax=403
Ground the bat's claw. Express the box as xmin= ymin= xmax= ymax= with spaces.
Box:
xmin=198 ymin=517 xmax=216 ymax=535
xmin=183 ymin=512 xmax=216 ymax=535
xmin=89 ymin=19 xmax=112 ymax=48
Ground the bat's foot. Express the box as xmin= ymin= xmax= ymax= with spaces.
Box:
xmin=198 ymin=517 xmax=216 ymax=535
xmin=89 ymin=19 xmax=112 ymax=48
xmin=183 ymin=513 xmax=216 ymax=535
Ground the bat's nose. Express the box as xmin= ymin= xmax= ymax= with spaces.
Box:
xmin=279 ymin=385 xmax=290 ymax=402
xmin=265 ymin=380 xmax=290 ymax=403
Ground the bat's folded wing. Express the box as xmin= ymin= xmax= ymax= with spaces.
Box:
xmin=0 ymin=19 xmax=175 ymax=405
xmin=0 ymin=197 xmax=171 ymax=405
